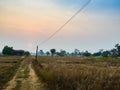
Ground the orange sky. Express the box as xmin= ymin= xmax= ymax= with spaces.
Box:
xmin=0 ymin=0 xmax=120 ymax=53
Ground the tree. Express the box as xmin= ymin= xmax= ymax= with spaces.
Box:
xmin=39 ymin=50 xmax=44 ymax=56
xmin=57 ymin=49 xmax=66 ymax=57
xmin=82 ymin=51 xmax=91 ymax=57
xmin=115 ymin=44 xmax=120 ymax=56
xmin=50 ymin=49 xmax=56 ymax=56
xmin=93 ymin=52 xmax=101 ymax=56
xmin=110 ymin=49 xmax=118 ymax=57
xmin=46 ymin=51 xmax=50 ymax=56
xmin=74 ymin=49 xmax=80 ymax=56
xmin=93 ymin=49 xmax=103 ymax=57
xmin=102 ymin=50 xmax=110 ymax=57
xmin=24 ymin=51 xmax=30 ymax=56
xmin=2 ymin=46 xmax=14 ymax=55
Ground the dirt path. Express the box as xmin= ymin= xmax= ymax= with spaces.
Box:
xmin=3 ymin=57 xmax=46 ymax=90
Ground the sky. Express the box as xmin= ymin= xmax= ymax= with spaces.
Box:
xmin=0 ymin=0 xmax=120 ymax=53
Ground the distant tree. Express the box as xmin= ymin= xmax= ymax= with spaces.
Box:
xmin=39 ymin=50 xmax=44 ymax=56
xmin=93 ymin=49 xmax=103 ymax=56
xmin=102 ymin=50 xmax=110 ymax=57
xmin=50 ymin=49 xmax=56 ymax=56
xmin=66 ymin=52 xmax=70 ymax=56
xmin=57 ymin=49 xmax=66 ymax=57
xmin=93 ymin=52 xmax=101 ymax=56
xmin=110 ymin=49 xmax=118 ymax=57
xmin=24 ymin=51 xmax=30 ymax=56
xmin=60 ymin=49 xmax=66 ymax=56
xmin=71 ymin=52 xmax=75 ymax=56
xmin=74 ymin=49 xmax=80 ymax=56
xmin=46 ymin=51 xmax=50 ymax=56
xmin=56 ymin=52 xmax=61 ymax=56
xmin=2 ymin=46 xmax=14 ymax=55
xmin=115 ymin=44 xmax=120 ymax=56
xmin=82 ymin=51 xmax=91 ymax=57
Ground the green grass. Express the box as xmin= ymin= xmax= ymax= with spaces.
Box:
xmin=16 ymin=61 xmax=30 ymax=79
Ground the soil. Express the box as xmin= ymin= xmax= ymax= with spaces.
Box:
xmin=3 ymin=57 xmax=46 ymax=90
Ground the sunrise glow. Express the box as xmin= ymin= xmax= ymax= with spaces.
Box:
xmin=0 ymin=0 xmax=120 ymax=52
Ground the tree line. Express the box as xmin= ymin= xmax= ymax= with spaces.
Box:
xmin=39 ymin=43 xmax=120 ymax=57
xmin=0 ymin=43 xmax=120 ymax=57
xmin=1 ymin=46 xmax=30 ymax=56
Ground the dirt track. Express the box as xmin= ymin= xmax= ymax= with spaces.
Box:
xmin=3 ymin=57 xmax=46 ymax=90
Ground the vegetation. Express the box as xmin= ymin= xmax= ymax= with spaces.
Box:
xmin=2 ymin=46 xmax=14 ymax=55
xmin=0 ymin=43 xmax=120 ymax=90
xmin=39 ymin=43 xmax=120 ymax=57
xmin=32 ymin=57 xmax=120 ymax=90
xmin=24 ymin=51 xmax=30 ymax=56
xmin=2 ymin=45 xmax=30 ymax=56
xmin=50 ymin=49 xmax=56 ymax=56
xmin=0 ymin=56 xmax=22 ymax=89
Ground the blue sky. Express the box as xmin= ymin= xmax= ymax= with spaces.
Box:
xmin=56 ymin=0 xmax=120 ymax=10
xmin=55 ymin=0 xmax=120 ymax=14
xmin=0 ymin=0 xmax=120 ymax=53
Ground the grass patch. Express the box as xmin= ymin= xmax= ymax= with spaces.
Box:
xmin=13 ymin=80 xmax=22 ymax=90
xmin=16 ymin=60 xmax=30 ymax=79
xmin=32 ymin=57 xmax=120 ymax=90
xmin=0 ymin=56 xmax=22 ymax=90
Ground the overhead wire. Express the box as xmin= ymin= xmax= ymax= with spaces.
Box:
xmin=38 ymin=0 xmax=92 ymax=46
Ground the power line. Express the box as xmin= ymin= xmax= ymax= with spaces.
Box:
xmin=39 ymin=0 xmax=91 ymax=46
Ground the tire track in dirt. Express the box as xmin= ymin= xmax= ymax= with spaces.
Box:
xmin=3 ymin=57 xmax=46 ymax=90
xmin=28 ymin=63 xmax=45 ymax=90
xmin=3 ymin=59 xmax=26 ymax=90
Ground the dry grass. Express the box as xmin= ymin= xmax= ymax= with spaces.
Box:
xmin=32 ymin=57 xmax=120 ymax=90
xmin=0 ymin=56 xmax=22 ymax=89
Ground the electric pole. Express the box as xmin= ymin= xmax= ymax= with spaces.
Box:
xmin=35 ymin=45 xmax=38 ymax=61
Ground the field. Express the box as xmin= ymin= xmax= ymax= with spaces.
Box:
xmin=32 ymin=57 xmax=120 ymax=90
xmin=0 ymin=56 xmax=120 ymax=90
xmin=0 ymin=56 xmax=22 ymax=89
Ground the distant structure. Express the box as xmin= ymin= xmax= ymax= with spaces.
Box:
xmin=13 ymin=50 xmax=25 ymax=56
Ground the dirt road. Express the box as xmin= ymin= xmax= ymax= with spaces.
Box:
xmin=3 ymin=57 xmax=46 ymax=90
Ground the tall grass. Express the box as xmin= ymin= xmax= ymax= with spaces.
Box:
xmin=32 ymin=57 xmax=120 ymax=90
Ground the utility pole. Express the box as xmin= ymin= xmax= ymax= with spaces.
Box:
xmin=35 ymin=45 xmax=38 ymax=61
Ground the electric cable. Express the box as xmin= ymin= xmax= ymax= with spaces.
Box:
xmin=38 ymin=0 xmax=91 ymax=46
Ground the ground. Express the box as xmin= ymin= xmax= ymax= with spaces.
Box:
xmin=3 ymin=57 xmax=46 ymax=90
xmin=2 ymin=57 xmax=120 ymax=90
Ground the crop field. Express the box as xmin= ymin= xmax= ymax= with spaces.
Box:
xmin=32 ymin=57 xmax=120 ymax=90
xmin=0 ymin=56 xmax=22 ymax=89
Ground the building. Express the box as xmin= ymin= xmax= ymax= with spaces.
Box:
xmin=13 ymin=50 xmax=25 ymax=56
